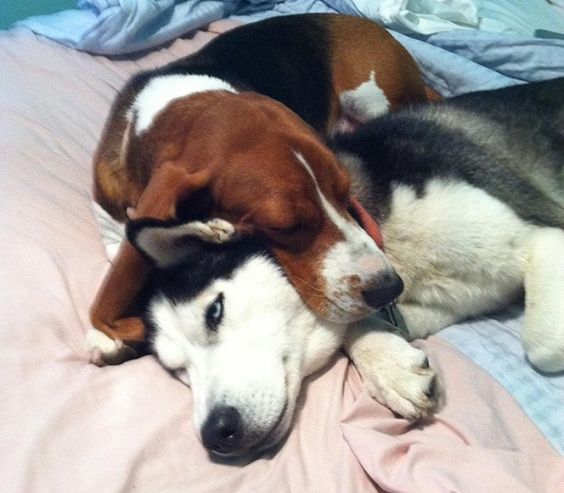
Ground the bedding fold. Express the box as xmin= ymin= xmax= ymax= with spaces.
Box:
xmin=14 ymin=0 xmax=243 ymax=55
xmin=342 ymin=338 xmax=564 ymax=493
xmin=2 ymin=16 xmax=564 ymax=493
xmin=13 ymin=0 xmax=564 ymax=99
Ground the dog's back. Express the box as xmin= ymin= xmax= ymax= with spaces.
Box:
xmin=334 ymin=77 xmax=564 ymax=229
xmin=153 ymin=14 xmax=429 ymax=132
xmin=442 ymin=78 xmax=564 ymax=228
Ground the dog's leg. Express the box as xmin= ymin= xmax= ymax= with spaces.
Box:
xmin=522 ymin=227 xmax=564 ymax=372
xmin=87 ymin=163 xmax=213 ymax=365
xmin=344 ymin=319 xmax=441 ymax=419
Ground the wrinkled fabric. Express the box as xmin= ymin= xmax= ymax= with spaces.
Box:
xmin=440 ymin=307 xmax=564 ymax=454
xmin=14 ymin=0 xmax=244 ymax=54
xmin=342 ymin=338 xmax=564 ymax=493
xmin=388 ymin=29 xmax=564 ymax=96
xmin=1 ymin=24 xmax=564 ymax=493
xmin=323 ymin=0 xmax=564 ymax=36
xmin=322 ymin=0 xmax=478 ymax=34
xmin=16 ymin=0 xmax=564 ymax=99
xmin=478 ymin=0 xmax=564 ymax=38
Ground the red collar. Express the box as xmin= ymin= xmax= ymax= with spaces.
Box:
xmin=349 ymin=196 xmax=383 ymax=249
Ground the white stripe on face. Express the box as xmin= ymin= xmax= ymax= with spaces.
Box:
xmin=293 ymin=151 xmax=391 ymax=322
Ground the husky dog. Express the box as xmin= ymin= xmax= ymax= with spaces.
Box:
xmin=112 ymin=78 xmax=562 ymax=459
xmin=126 ymin=218 xmax=439 ymax=459
xmin=332 ymin=77 xmax=564 ymax=373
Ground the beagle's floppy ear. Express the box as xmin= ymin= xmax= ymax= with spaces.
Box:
xmin=127 ymin=218 xmax=238 ymax=269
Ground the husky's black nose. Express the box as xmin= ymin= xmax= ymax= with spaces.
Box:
xmin=202 ymin=406 xmax=242 ymax=455
xmin=362 ymin=271 xmax=404 ymax=308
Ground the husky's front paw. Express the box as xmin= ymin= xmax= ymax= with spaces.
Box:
xmin=363 ymin=343 xmax=440 ymax=419
xmin=85 ymin=328 xmax=136 ymax=366
xmin=348 ymin=332 xmax=441 ymax=420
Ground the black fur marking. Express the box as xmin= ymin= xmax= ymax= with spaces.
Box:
xmin=143 ymin=233 xmax=273 ymax=304
xmin=135 ymin=14 xmax=335 ymax=132
xmin=136 ymin=232 xmax=275 ymax=341
xmin=332 ymin=77 xmax=564 ymax=227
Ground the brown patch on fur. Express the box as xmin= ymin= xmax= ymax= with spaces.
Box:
xmin=90 ymin=16 xmax=437 ymax=346
xmin=90 ymin=162 xmax=211 ymax=343
xmin=94 ymin=79 xmax=146 ymax=222
xmin=325 ymin=15 xmax=431 ymax=127
xmin=91 ymin=92 xmax=351 ymax=339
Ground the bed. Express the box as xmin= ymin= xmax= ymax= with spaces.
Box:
xmin=1 ymin=2 xmax=564 ymax=492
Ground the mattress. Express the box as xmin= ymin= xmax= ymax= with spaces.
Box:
xmin=1 ymin=20 xmax=563 ymax=493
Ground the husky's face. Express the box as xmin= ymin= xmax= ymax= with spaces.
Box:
xmin=129 ymin=219 xmax=345 ymax=459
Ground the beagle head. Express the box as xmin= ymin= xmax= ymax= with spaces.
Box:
xmin=131 ymin=91 xmax=402 ymax=323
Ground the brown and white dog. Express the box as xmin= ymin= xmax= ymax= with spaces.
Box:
xmin=88 ymin=14 xmax=438 ymax=360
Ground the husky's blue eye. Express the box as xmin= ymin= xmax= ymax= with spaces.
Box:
xmin=205 ymin=293 xmax=224 ymax=331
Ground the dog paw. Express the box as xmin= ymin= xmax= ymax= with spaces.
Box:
xmin=190 ymin=219 xmax=236 ymax=244
xmin=360 ymin=342 xmax=441 ymax=420
xmin=85 ymin=328 xmax=136 ymax=366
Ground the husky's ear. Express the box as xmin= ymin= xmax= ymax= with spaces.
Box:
xmin=127 ymin=218 xmax=237 ymax=268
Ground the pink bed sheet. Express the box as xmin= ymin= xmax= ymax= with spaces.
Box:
xmin=0 ymin=23 xmax=562 ymax=493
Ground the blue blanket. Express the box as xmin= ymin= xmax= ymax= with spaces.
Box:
xmin=15 ymin=0 xmax=564 ymax=97
xmin=14 ymin=0 xmax=241 ymax=55
xmin=440 ymin=306 xmax=564 ymax=455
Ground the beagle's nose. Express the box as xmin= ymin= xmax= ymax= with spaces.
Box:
xmin=201 ymin=406 xmax=242 ymax=455
xmin=362 ymin=271 xmax=404 ymax=308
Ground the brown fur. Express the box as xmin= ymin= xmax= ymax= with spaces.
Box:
xmin=90 ymin=16 xmax=439 ymax=350
xmin=325 ymin=15 xmax=431 ymax=126
xmin=91 ymin=93 xmax=351 ymax=342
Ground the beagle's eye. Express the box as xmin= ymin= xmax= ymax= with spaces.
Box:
xmin=205 ymin=293 xmax=224 ymax=331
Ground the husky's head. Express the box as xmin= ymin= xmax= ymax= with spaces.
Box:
xmin=128 ymin=219 xmax=346 ymax=459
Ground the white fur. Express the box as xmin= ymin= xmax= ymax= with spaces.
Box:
xmin=150 ymin=255 xmax=346 ymax=451
xmin=84 ymin=328 xmax=126 ymax=366
xmin=340 ymin=149 xmax=564 ymax=371
xmin=344 ymin=321 xmax=439 ymax=420
xmin=131 ymin=75 xmax=237 ymax=135
xmin=339 ymin=71 xmax=390 ymax=124
xmin=381 ymin=178 xmax=536 ymax=333
xmin=294 ymin=151 xmax=394 ymax=322
xmin=88 ymin=200 xmax=440 ymax=450
xmin=373 ymin=177 xmax=564 ymax=372
xmin=92 ymin=201 xmax=125 ymax=262
xmin=136 ymin=218 xmax=236 ymax=268
xmin=522 ymin=228 xmax=564 ymax=372
xmin=149 ymin=249 xmax=438 ymax=454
